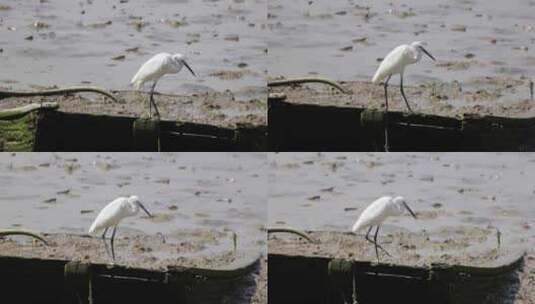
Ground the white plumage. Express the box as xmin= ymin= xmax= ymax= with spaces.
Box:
xmin=130 ymin=52 xmax=196 ymax=118
xmin=372 ymin=45 xmax=415 ymax=84
xmin=88 ymin=195 xmax=152 ymax=260
xmin=89 ymin=196 xmax=139 ymax=234
xmin=352 ymin=196 xmax=397 ymax=233
xmin=351 ymin=196 xmax=417 ymax=261
xmin=371 ymin=41 xmax=436 ymax=113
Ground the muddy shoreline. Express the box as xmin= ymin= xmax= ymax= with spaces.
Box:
xmin=0 ymin=232 xmax=244 ymax=270
xmin=268 ymin=228 xmax=523 ymax=267
xmin=0 ymin=90 xmax=266 ymax=127
xmin=269 ymin=77 xmax=534 ymax=118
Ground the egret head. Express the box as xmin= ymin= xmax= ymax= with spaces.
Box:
xmin=392 ymin=196 xmax=417 ymax=219
xmin=410 ymin=41 xmax=435 ymax=62
xmin=172 ymin=53 xmax=196 ymax=77
xmin=127 ymin=195 xmax=153 ymax=218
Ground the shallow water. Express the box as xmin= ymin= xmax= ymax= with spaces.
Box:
xmin=268 ymin=153 xmax=535 ymax=251
xmin=0 ymin=153 xmax=266 ymax=260
xmin=0 ymin=0 xmax=266 ymax=94
xmin=267 ymin=0 xmax=535 ymax=93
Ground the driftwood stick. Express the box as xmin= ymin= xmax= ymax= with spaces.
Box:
xmin=268 ymin=77 xmax=349 ymax=94
xmin=0 ymin=229 xmax=49 ymax=246
xmin=268 ymin=227 xmax=316 ymax=243
xmin=0 ymin=86 xmax=118 ymax=103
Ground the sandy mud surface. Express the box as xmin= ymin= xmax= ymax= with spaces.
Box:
xmin=269 ymin=228 xmax=519 ymax=267
xmin=0 ymin=89 xmax=266 ymax=127
xmin=0 ymin=232 xmax=243 ymax=270
xmin=269 ymin=77 xmax=534 ymax=118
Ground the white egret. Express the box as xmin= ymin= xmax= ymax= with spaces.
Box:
xmin=351 ymin=196 xmax=417 ymax=262
xmin=88 ymin=195 xmax=152 ymax=260
xmin=372 ymin=41 xmax=436 ymax=113
xmin=131 ymin=52 xmax=196 ymax=118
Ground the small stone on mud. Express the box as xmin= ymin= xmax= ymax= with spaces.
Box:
xmin=33 ymin=21 xmax=49 ymax=29
xmin=111 ymin=55 xmax=125 ymax=61
xmin=57 ymin=189 xmax=70 ymax=195
xmin=155 ymin=177 xmax=170 ymax=184
xmin=450 ymin=24 xmax=467 ymax=32
xmin=125 ymin=47 xmax=139 ymax=52
xmin=224 ymin=34 xmax=240 ymax=42
xmin=320 ymin=187 xmax=334 ymax=192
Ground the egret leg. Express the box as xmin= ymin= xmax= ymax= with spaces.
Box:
xmin=364 ymin=226 xmax=390 ymax=257
xmin=383 ymin=75 xmax=392 ymax=152
xmin=110 ymin=226 xmax=117 ymax=261
xmin=101 ymin=228 xmax=111 ymax=257
xmin=399 ymin=75 xmax=414 ymax=113
xmin=384 ymin=75 xmax=391 ymax=113
xmin=149 ymin=81 xmax=161 ymax=119
xmin=373 ymin=225 xmax=391 ymax=262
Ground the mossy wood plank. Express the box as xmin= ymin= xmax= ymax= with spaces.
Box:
xmin=268 ymin=98 xmax=535 ymax=151
xmin=0 ymin=111 xmax=37 ymax=151
xmin=268 ymin=252 xmax=524 ymax=304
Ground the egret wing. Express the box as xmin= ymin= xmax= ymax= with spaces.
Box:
xmin=372 ymin=45 xmax=408 ymax=83
xmin=352 ymin=196 xmax=391 ymax=232
xmin=88 ymin=197 xmax=129 ymax=235
xmin=130 ymin=53 xmax=172 ymax=89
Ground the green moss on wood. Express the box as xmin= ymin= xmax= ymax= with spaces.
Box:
xmin=0 ymin=111 xmax=37 ymax=151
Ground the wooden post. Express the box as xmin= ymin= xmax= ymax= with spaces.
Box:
xmin=328 ymin=259 xmax=355 ymax=304
xmin=64 ymin=261 xmax=92 ymax=304
xmin=360 ymin=109 xmax=386 ymax=151
xmin=165 ymin=267 xmax=191 ymax=304
xmin=132 ymin=118 xmax=160 ymax=151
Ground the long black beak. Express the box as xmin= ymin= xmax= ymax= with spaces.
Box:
xmin=402 ymin=201 xmax=417 ymax=219
xmin=420 ymin=46 xmax=436 ymax=61
xmin=138 ymin=202 xmax=153 ymax=217
xmin=182 ymin=60 xmax=196 ymax=77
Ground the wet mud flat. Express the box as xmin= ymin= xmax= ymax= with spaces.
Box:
xmin=0 ymin=0 xmax=266 ymax=93
xmin=269 ymin=77 xmax=535 ymax=118
xmin=269 ymin=230 xmax=534 ymax=303
xmin=0 ymin=89 xmax=266 ymax=128
xmin=267 ymin=0 xmax=535 ymax=87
